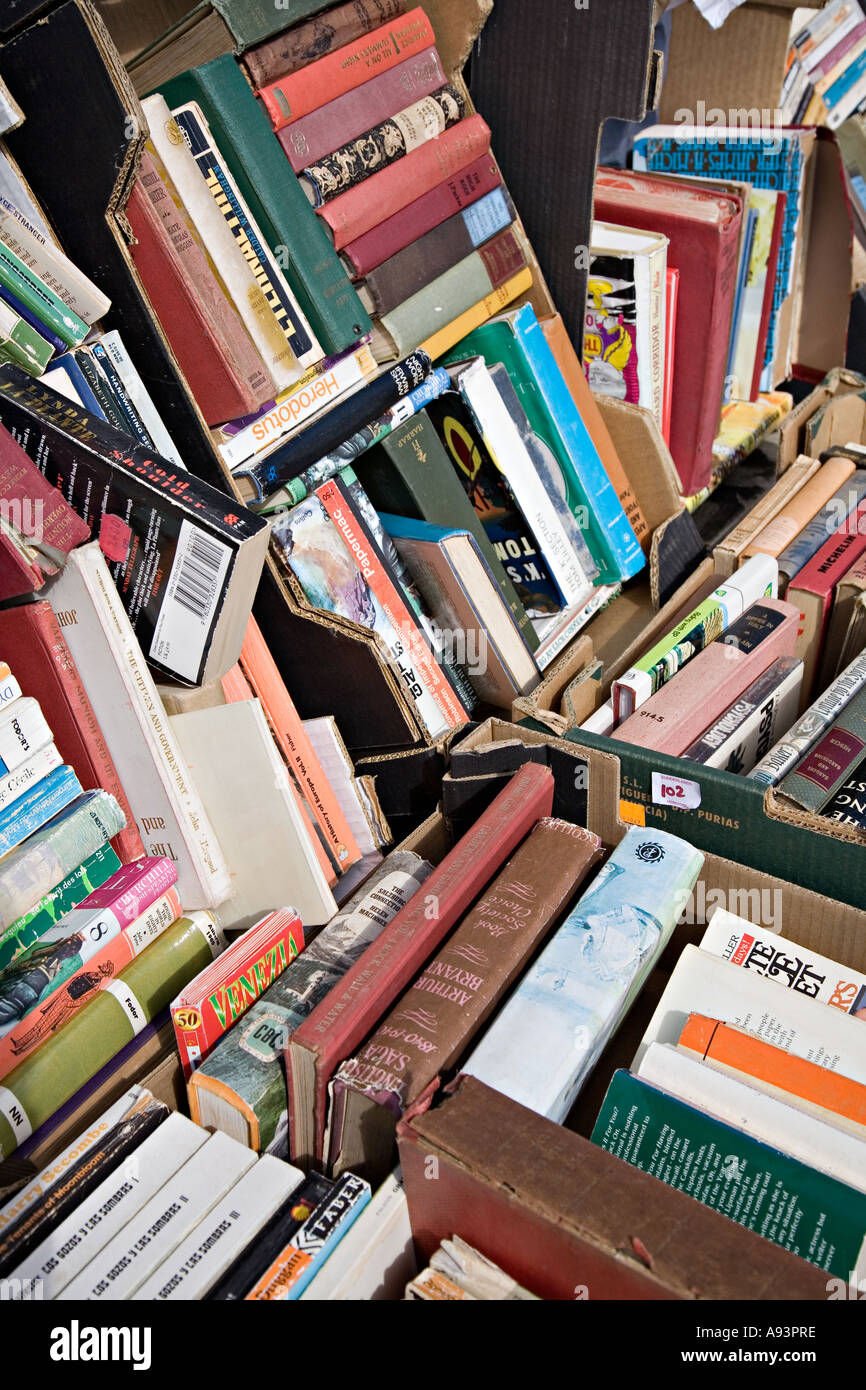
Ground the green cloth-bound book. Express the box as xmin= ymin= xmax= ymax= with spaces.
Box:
xmin=156 ymin=55 xmax=372 ymax=356
xmin=0 ymin=912 xmax=226 ymax=1159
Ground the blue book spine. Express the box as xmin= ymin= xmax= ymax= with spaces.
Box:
xmin=0 ymin=284 xmax=64 ymax=353
xmin=513 ymin=306 xmax=646 ymax=582
xmin=726 ymin=208 xmax=757 ymax=387
xmin=779 ymin=473 xmax=866 ymax=579
xmin=50 ymin=351 xmax=108 ymax=420
xmin=825 ymin=45 xmax=866 ymax=109
xmin=0 ymin=765 xmax=82 ymax=857
xmin=285 ymin=1175 xmax=371 ymax=1300
xmin=462 ymin=188 xmax=514 ymax=248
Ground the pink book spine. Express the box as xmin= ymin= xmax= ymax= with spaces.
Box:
xmin=75 ymin=856 xmax=179 ymax=927
xmin=278 ymin=46 xmax=446 ymax=174
xmin=612 ymin=599 xmax=801 ymax=755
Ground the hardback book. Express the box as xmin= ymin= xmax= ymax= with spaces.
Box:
xmin=0 ymin=911 xmax=225 ymax=1159
xmin=188 ymin=853 xmax=432 ymax=1155
xmin=156 ymin=55 xmax=372 ymax=355
xmin=315 ymin=115 xmax=493 ymax=252
xmin=328 ymin=819 xmax=603 ymax=1181
xmin=742 ymin=457 xmax=857 ymax=562
xmin=0 ymin=195 xmax=110 ymax=326
xmin=339 ymin=152 xmax=503 ymax=279
xmin=97 ymin=330 xmax=184 ymax=469
xmin=777 ymin=472 xmax=866 ymax=595
xmin=172 ymin=907 xmax=304 ymax=1078
xmin=463 ymin=826 xmax=704 ymax=1123
xmin=131 ymin=1154 xmax=304 ymax=1301
xmin=750 ymin=647 xmax=866 ymax=787
xmin=287 ymin=762 xmax=555 ymax=1167
xmin=0 ymin=238 xmax=89 ymax=349
xmin=300 ymin=85 xmax=465 ymax=207
xmin=58 ymin=1129 xmax=258 ymax=1301
xmin=47 ymin=546 xmax=232 ymax=910
xmin=0 ymin=846 xmax=122 ymax=978
xmin=731 ymin=187 xmax=786 ymax=402
xmin=636 ymin=1042 xmax=866 ymax=1196
xmin=170 ymin=700 xmax=338 ymax=930
xmin=299 ymin=1169 xmax=414 ymax=1301
xmin=354 ymin=408 xmax=537 ymax=652
xmin=0 ymin=790 xmax=125 ymax=943
xmin=662 ymin=266 xmax=678 ymax=444
xmin=127 ymin=155 xmax=276 ymax=427
xmin=243 ymin=0 xmax=409 ymax=85
xmin=779 ymin=684 xmax=866 ymax=813
xmin=418 ymin=269 xmax=534 ymax=373
xmin=591 ymin=1070 xmax=866 ymax=1283
xmin=278 ymin=47 xmax=446 ymax=174
xmin=0 ymin=602 xmax=143 ymax=865
xmin=0 ymin=421 xmax=89 ymax=599
xmin=585 ymin=220 xmax=667 ymax=425
xmin=257 ymin=7 xmax=433 ymax=128
xmin=0 ymin=884 xmax=182 ymax=1080
xmin=208 ymin=1170 xmax=334 ymax=1299
xmin=612 ymin=598 xmax=800 ymax=757
xmin=0 ymin=764 xmax=82 ymax=859
xmin=445 ymin=305 xmax=646 ymax=584
xmin=823 ymin=753 xmax=866 ymax=829
xmin=0 ymin=1086 xmax=167 ymax=1276
xmin=611 ymin=553 xmax=779 ymax=724
xmin=382 ymin=514 xmax=540 ymax=708
xmin=234 ymin=349 xmax=431 ymax=502
xmin=540 ymin=313 xmax=649 ymax=552
xmin=681 ymin=655 xmax=804 ymax=774
xmin=820 ymin=546 xmax=866 ymax=686
xmin=594 ymin=167 xmax=743 ymax=496
xmin=9 ymin=1110 xmax=207 ymax=1299
xmin=0 ymin=371 xmax=269 ymax=686
xmin=371 ymin=227 xmax=528 ymax=364
xmin=243 ymin=1172 xmax=371 ymax=1300
xmin=786 ymin=497 xmax=866 ymax=703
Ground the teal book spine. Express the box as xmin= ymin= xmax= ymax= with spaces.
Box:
xmin=445 ymin=305 xmax=646 ymax=584
xmin=592 ymin=1070 xmax=866 ymax=1283
xmin=0 ymin=242 xmax=88 ymax=349
xmin=156 ymin=56 xmax=372 ymax=356
xmin=0 ymin=845 xmax=122 ymax=972
xmin=211 ymin=0 xmax=326 ymax=50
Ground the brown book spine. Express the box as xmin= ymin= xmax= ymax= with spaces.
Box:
xmin=242 ymin=0 xmax=408 ymax=89
xmin=328 ymin=818 xmax=603 ymax=1166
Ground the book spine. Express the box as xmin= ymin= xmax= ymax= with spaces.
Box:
xmin=221 ymin=345 xmax=374 ymax=470
xmin=319 ymin=115 xmax=493 ymax=251
xmin=0 ymin=241 xmax=88 ymax=348
xmin=88 ymin=343 xmax=155 ymax=451
xmin=244 ymin=1 xmax=408 ymax=85
xmin=0 ymin=887 xmax=183 ymax=1081
xmin=701 ymin=909 xmax=866 ymax=1015
xmin=258 ymin=8 xmax=434 ymax=129
xmin=418 ymin=267 xmax=532 ymax=363
xmin=0 ymin=698 xmax=52 ymax=775
xmin=535 ymin=585 xmax=621 ymax=671
xmin=300 ymin=85 xmax=465 ymax=207
xmin=0 ymin=417 xmax=90 ymax=558
xmin=278 ymin=46 xmax=445 ymax=174
xmin=0 ymin=765 xmax=81 ymax=857
xmin=341 ymin=154 xmax=502 ymax=277
xmin=778 ymin=473 xmax=866 ymax=588
xmin=0 ymin=299 xmax=53 ymax=375
xmin=50 ymin=351 xmax=105 ymax=418
xmin=72 ymin=349 xmax=127 ymax=431
xmin=779 ymin=685 xmax=866 ymax=811
xmin=823 ymin=755 xmax=866 ymax=828
xmin=0 ymin=912 xmax=224 ymax=1157
xmin=750 ymin=646 xmax=866 ymax=786
xmin=0 ymin=845 xmax=121 ymax=975
xmin=682 ymin=657 xmax=804 ymax=773
xmin=245 ymin=1174 xmax=370 ymax=1300
xmin=238 ymin=351 xmax=431 ymax=501
xmin=169 ymin=104 xmax=322 ymax=370
xmin=0 ymin=745 xmax=62 ymax=813
xmin=0 ymin=202 xmax=110 ymax=326
xmin=97 ymin=331 xmax=183 ymax=470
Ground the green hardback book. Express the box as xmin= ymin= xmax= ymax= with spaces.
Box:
xmin=355 ymin=410 xmax=539 ymax=654
xmin=0 ymin=845 xmax=121 ymax=974
xmin=592 ymin=1070 xmax=866 ymax=1283
xmin=0 ymin=912 xmax=225 ymax=1158
xmin=779 ymin=685 xmax=866 ymax=814
xmin=156 ymin=55 xmax=372 ymax=356
xmin=211 ymin=0 xmax=327 ymax=49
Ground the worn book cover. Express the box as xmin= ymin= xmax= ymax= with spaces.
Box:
xmin=243 ymin=0 xmax=408 ymax=85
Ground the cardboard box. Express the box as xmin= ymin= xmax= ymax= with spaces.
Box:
xmin=776 ymin=369 xmax=866 ymax=471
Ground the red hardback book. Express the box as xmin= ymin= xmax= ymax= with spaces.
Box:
xmin=594 ymin=168 xmax=743 ymax=496
xmin=787 ymin=498 xmax=866 ymax=703
xmin=612 ymin=598 xmax=800 ymax=756
xmin=0 ymin=602 xmax=144 ymax=864
xmin=278 ymin=46 xmax=447 ymax=174
xmin=318 ymin=114 xmax=492 ymax=251
xmin=662 ymin=267 xmax=678 ymax=448
xmin=341 ymin=152 xmax=502 ymax=278
xmin=751 ymin=191 xmax=787 ymax=402
xmin=286 ymin=761 xmax=555 ymax=1168
xmin=257 ymin=6 xmax=435 ymax=130
xmin=0 ymin=424 xmax=90 ymax=599
xmin=126 ymin=172 xmax=272 ymax=427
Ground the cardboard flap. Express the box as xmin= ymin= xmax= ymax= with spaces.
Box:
xmin=649 ymin=507 xmax=707 ymax=609
xmin=424 ymin=0 xmax=491 ymax=77
xmin=795 ymin=130 xmax=852 ymax=381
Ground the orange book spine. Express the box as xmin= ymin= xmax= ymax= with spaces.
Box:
xmin=741 ymin=458 xmax=857 ymax=561
xmin=679 ymin=1013 xmax=866 ymax=1129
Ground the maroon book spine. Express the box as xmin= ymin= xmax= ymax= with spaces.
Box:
xmin=243 ymin=0 xmax=409 ymax=90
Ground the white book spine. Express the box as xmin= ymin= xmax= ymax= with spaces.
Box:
xmin=535 ymin=584 xmax=620 ymax=671
xmin=0 ymin=198 xmax=111 ymax=324
xmin=580 ymin=700 xmax=615 ymax=736
xmin=683 ymin=660 xmax=803 ymax=772
xmin=48 ymin=546 xmax=232 ymax=910
xmin=460 ymin=362 xmax=591 ymax=606
xmin=0 ymin=697 xmax=52 ymax=775
xmin=98 ymin=331 xmax=185 ymax=470
xmin=749 ymin=646 xmax=866 ymax=785
xmin=636 ymin=1042 xmax=866 ymax=1196
xmin=132 ymin=1154 xmax=304 ymax=1301
xmin=10 ymin=1112 xmax=206 ymax=1298
xmin=299 ymin=1172 xmax=415 ymax=1302
xmin=58 ymin=1131 xmax=257 ymax=1301
xmin=143 ymin=94 xmax=300 ymax=393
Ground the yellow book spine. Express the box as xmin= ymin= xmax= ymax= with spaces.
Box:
xmin=419 ymin=267 xmax=533 ymax=362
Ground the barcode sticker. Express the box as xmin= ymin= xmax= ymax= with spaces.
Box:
xmin=149 ymin=521 xmax=231 ymax=682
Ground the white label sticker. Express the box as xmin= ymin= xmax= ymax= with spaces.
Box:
xmin=652 ymin=771 xmax=702 ymax=811
xmin=0 ymin=1085 xmax=31 ymax=1142
xmin=149 ymin=519 xmax=231 ymax=683
xmin=186 ymin=910 xmax=226 ymax=959
xmin=103 ymin=980 xmax=148 ymax=1034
